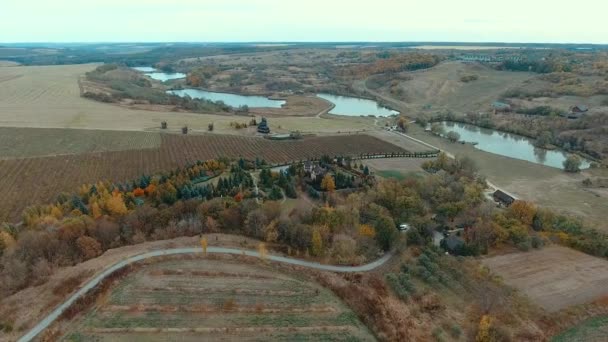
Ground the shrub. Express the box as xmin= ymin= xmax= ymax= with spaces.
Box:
xmin=460 ymin=74 xmax=479 ymax=82
xmin=563 ymin=155 xmax=582 ymax=173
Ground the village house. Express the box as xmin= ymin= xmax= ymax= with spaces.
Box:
xmin=566 ymin=105 xmax=589 ymax=119
xmin=310 ymin=165 xmax=327 ymax=181
xmin=303 ymin=161 xmax=314 ymax=174
xmin=493 ymin=189 xmax=515 ymax=207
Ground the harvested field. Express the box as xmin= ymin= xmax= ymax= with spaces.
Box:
xmin=551 ymin=315 xmax=608 ymax=342
xmin=367 ymin=130 xmax=434 ymax=153
xmin=363 ymin=158 xmax=427 ymax=180
xmin=0 ymin=132 xmax=405 ymax=222
xmin=482 ymin=246 xmax=608 ymax=312
xmin=0 ymin=127 xmax=161 ymax=159
xmin=58 ymin=258 xmax=375 ymax=341
xmin=0 ymin=64 xmax=373 ymax=134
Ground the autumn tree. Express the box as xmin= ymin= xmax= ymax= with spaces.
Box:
xmin=245 ymin=209 xmax=268 ymax=239
xmin=397 ymin=117 xmax=409 ymax=132
xmin=311 ymin=227 xmax=323 ymax=256
xmin=321 ymin=174 xmax=336 ymax=192
xmin=508 ymin=200 xmax=537 ymax=226
xmin=106 ymin=192 xmax=128 ymax=216
xmin=358 ymin=224 xmax=376 ymax=238
xmin=76 ymin=236 xmax=102 ymax=260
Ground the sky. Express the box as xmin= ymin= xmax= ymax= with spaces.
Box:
xmin=1 ymin=0 xmax=607 ymax=44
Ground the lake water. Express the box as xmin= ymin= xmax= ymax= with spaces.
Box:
xmin=317 ymin=93 xmax=399 ymax=117
xmin=167 ymin=89 xmax=286 ymax=108
xmin=440 ymin=122 xmax=591 ymax=169
xmin=132 ymin=66 xmax=186 ymax=82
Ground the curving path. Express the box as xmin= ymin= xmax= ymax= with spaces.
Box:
xmin=18 ymin=246 xmax=392 ymax=342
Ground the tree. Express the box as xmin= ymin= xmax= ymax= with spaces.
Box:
xmin=431 ymin=123 xmax=445 ymax=136
xmin=397 ymin=117 xmax=409 ymax=132
xmin=363 ymin=166 xmax=370 ymax=176
xmin=200 ymin=237 xmax=207 ymax=255
xmin=245 ymin=209 xmax=268 ymax=239
xmin=133 ymin=188 xmax=145 ymax=197
xmin=563 ymin=155 xmax=582 ymax=173
xmin=321 ymin=174 xmax=336 ymax=192
xmin=535 ymin=131 xmax=553 ymax=148
xmin=446 ymin=131 xmax=461 ymax=143
xmin=374 ymin=216 xmax=397 ymax=251
xmin=311 ymin=227 xmax=323 ymax=256
xmin=106 ymin=192 xmax=128 ymax=216
xmin=358 ymin=224 xmax=376 ymax=238
xmin=508 ymin=200 xmax=537 ymax=226
xmin=76 ymin=236 xmax=102 ymax=260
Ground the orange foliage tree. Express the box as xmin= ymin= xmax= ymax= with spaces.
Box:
xmin=133 ymin=187 xmax=145 ymax=197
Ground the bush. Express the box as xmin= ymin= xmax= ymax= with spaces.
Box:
xmin=446 ymin=131 xmax=460 ymax=143
xmin=460 ymin=74 xmax=479 ymax=83
xmin=563 ymin=155 xmax=582 ymax=173
xmin=531 ymin=235 xmax=544 ymax=249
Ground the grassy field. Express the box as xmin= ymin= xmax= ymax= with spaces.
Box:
xmin=551 ymin=315 xmax=608 ymax=342
xmin=361 ymin=61 xmax=533 ymax=114
xmin=362 ymin=158 xmax=428 ymax=180
xmin=0 ymin=132 xmax=405 ymax=222
xmin=0 ymin=64 xmax=374 ymax=134
xmin=58 ymin=258 xmax=375 ymax=341
xmin=482 ymin=246 xmax=608 ymax=312
xmin=0 ymin=127 xmax=161 ymax=159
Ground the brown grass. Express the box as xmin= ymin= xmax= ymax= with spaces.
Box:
xmin=482 ymin=245 xmax=608 ymax=312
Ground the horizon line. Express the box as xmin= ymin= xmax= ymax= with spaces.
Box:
xmin=1 ymin=40 xmax=607 ymax=46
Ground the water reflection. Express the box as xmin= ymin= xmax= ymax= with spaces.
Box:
xmin=439 ymin=121 xmax=591 ymax=169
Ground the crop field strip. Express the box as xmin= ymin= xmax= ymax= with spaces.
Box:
xmin=59 ymin=259 xmax=375 ymax=341
xmin=0 ymin=133 xmax=406 ymax=222
xmin=0 ymin=127 xmax=162 ymax=159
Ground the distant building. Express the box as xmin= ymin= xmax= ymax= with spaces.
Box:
xmin=311 ymin=165 xmax=327 ymax=181
xmin=567 ymin=105 xmax=589 ymax=119
xmin=493 ymin=189 xmax=515 ymax=207
xmin=257 ymin=117 xmax=270 ymax=134
xmin=303 ymin=161 xmax=314 ymax=173
xmin=570 ymin=105 xmax=589 ymax=113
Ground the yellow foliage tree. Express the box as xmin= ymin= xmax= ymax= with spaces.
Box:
xmin=258 ymin=242 xmax=267 ymax=259
xmin=50 ymin=205 xmax=63 ymax=220
xmin=264 ymin=220 xmax=279 ymax=243
xmin=90 ymin=201 xmax=102 ymax=219
xmin=475 ymin=315 xmax=493 ymax=342
xmin=200 ymin=237 xmax=208 ymax=255
xmin=106 ymin=193 xmax=128 ymax=216
xmin=358 ymin=224 xmax=376 ymax=238
xmin=321 ymin=174 xmax=336 ymax=193
xmin=0 ymin=230 xmax=16 ymax=251
xmin=508 ymin=200 xmax=537 ymax=226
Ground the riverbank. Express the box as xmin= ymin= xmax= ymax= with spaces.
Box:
xmin=406 ymin=124 xmax=608 ymax=229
